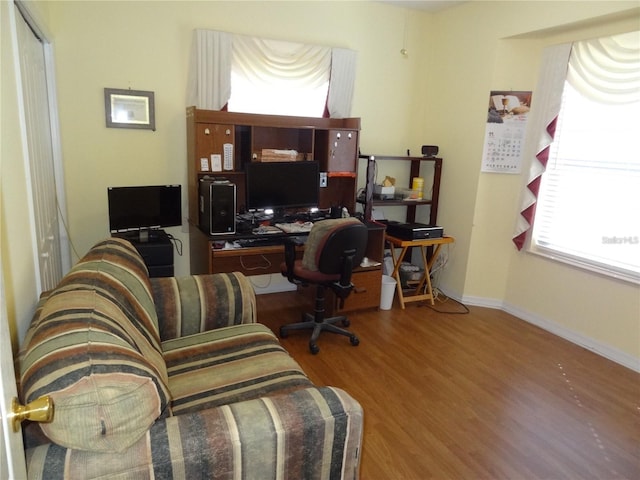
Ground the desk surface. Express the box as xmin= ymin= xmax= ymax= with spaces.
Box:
xmin=385 ymin=234 xmax=455 ymax=247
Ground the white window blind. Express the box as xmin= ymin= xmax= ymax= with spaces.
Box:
xmin=14 ymin=4 xmax=68 ymax=291
xmin=532 ymin=31 xmax=640 ymax=283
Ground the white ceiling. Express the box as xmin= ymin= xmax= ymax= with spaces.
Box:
xmin=379 ymin=1 xmax=467 ymax=12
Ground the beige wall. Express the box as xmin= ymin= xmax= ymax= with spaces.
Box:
xmin=426 ymin=1 xmax=640 ymax=365
xmin=46 ymin=0 xmax=432 ymax=277
xmin=3 ymin=1 xmax=638 ymax=365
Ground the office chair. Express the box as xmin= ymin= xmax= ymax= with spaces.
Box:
xmin=280 ymin=217 xmax=368 ymax=354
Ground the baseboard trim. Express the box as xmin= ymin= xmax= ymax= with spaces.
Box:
xmin=455 ymin=292 xmax=640 ymax=373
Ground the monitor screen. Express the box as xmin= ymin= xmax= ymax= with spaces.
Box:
xmin=245 ymin=161 xmax=319 ymax=211
xmin=108 ymin=185 xmax=182 ymax=232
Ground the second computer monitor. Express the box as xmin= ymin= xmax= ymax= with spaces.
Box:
xmin=245 ymin=161 xmax=319 ymax=213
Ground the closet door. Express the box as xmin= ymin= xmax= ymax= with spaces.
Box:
xmin=15 ymin=4 xmax=67 ymax=291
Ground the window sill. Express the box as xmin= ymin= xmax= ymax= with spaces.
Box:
xmin=528 ymin=244 xmax=640 ymax=285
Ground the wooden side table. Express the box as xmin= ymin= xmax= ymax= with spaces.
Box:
xmin=385 ymin=234 xmax=455 ymax=308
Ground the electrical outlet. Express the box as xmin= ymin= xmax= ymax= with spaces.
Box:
xmin=319 ymin=172 xmax=328 ymax=188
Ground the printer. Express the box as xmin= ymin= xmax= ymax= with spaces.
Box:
xmin=383 ymin=221 xmax=444 ymax=241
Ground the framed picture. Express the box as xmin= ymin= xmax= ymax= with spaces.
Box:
xmin=104 ymin=88 xmax=155 ymax=130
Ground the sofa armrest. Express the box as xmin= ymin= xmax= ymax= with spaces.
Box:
xmin=151 ymin=272 xmax=257 ymax=341
xmin=25 ymin=387 xmax=363 ymax=480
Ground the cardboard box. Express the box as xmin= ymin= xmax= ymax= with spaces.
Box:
xmin=258 ymin=149 xmax=303 ymax=162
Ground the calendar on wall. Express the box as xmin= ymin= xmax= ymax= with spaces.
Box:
xmin=481 ymin=90 xmax=533 ymax=174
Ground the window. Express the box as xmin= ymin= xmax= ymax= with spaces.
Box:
xmin=227 ymin=36 xmax=330 ymax=117
xmin=187 ymin=30 xmax=356 ymax=118
xmin=530 ymin=32 xmax=640 ymax=283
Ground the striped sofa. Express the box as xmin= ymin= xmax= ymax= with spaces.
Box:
xmin=17 ymin=238 xmax=363 ymax=479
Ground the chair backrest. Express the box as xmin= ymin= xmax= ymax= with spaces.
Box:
xmin=314 ymin=221 xmax=368 ymax=283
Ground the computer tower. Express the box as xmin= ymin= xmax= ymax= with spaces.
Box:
xmin=199 ymin=179 xmax=236 ymax=235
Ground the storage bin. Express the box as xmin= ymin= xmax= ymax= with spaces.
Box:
xmin=399 ymin=262 xmax=424 ymax=288
xmin=380 ymin=275 xmax=397 ymax=310
xmin=394 ymin=188 xmax=420 ymax=200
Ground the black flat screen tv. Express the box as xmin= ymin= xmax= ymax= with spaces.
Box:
xmin=245 ymin=161 xmax=319 ymax=213
xmin=108 ymin=185 xmax=182 ymax=233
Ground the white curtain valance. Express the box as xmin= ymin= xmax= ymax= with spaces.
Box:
xmin=186 ymin=29 xmax=357 ymax=117
xmin=232 ymin=35 xmax=330 ymax=88
xmin=567 ymin=30 xmax=640 ymax=104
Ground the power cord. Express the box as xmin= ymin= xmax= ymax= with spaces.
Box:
xmin=248 ymin=273 xmax=273 ymax=289
xmin=417 ymin=243 xmax=468 ymax=314
xmin=240 ymin=254 xmax=272 ymax=271
xmin=57 ymin=197 xmax=82 ymax=262
xmin=424 ymin=288 xmax=470 ymax=314
xmin=165 ymin=232 xmax=183 ymax=256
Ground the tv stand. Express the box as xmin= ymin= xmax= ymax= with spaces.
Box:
xmin=114 ymin=229 xmax=174 ymax=277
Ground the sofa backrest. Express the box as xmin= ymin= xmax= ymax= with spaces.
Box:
xmin=18 ymin=238 xmax=171 ymax=453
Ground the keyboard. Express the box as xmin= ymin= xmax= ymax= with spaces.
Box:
xmin=236 ymin=237 xmax=285 ymax=248
xmin=275 ymin=222 xmax=313 ymax=233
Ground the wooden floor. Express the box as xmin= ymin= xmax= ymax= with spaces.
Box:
xmin=257 ymin=290 xmax=640 ymax=480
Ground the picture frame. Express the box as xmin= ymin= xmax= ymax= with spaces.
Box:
xmin=104 ymin=88 xmax=155 ymax=130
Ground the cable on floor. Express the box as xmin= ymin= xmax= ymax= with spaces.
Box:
xmin=421 ymin=288 xmax=470 ymax=314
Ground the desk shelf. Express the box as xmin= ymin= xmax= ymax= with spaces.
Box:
xmin=186 ymin=108 xmax=361 ymax=224
xmin=358 ymin=154 xmax=442 ymax=225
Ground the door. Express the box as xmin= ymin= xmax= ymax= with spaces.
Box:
xmin=15 ymin=3 xmax=61 ymax=292
xmin=0 ymin=269 xmax=28 ymax=479
xmin=14 ymin=1 xmax=69 ymax=292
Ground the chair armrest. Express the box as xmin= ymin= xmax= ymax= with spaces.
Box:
xmin=25 ymin=387 xmax=363 ymax=480
xmin=151 ymin=272 xmax=257 ymax=341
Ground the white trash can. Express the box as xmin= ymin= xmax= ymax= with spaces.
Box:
xmin=379 ymin=275 xmax=397 ymax=310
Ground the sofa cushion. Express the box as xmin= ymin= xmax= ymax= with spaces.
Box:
xmin=151 ymin=272 xmax=257 ymax=341
xmin=18 ymin=238 xmax=171 ymax=453
xmin=163 ymin=323 xmax=313 ymax=414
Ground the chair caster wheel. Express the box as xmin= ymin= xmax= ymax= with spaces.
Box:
xmin=280 ymin=328 xmax=288 ymax=338
xmin=350 ymin=336 xmax=360 ymax=346
xmin=309 ymin=342 xmax=320 ymax=355
xmin=341 ymin=318 xmax=350 ymax=327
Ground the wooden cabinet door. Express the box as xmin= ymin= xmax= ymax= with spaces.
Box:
xmin=327 ymin=129 xmax=358 ymax=172
xmin=195 ymin=123 xmax=234 ymax=172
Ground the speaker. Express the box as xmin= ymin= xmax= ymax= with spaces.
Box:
xmin=199 ymin=179 xmax=236 ymax=235
xmin=421 ymin=145 xmax=439 ymax=158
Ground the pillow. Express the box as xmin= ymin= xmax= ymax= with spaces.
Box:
xmin=301 ymin=217 xmax=361 ymax=271
xmin=18 ymin=239 xmax=171 ymax=453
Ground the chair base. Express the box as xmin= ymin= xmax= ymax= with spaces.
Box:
xmin=280 ymin=313 xmax=359 ymax=354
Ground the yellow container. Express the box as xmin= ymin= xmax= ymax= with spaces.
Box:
xmin=412 ymin=177 xmax=424 ymax=199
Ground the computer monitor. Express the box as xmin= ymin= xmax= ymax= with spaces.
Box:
xmin=108 ymin=184 xmax=182 ymax=233
xmin=245 ymin=161 xmax=319 ymax=214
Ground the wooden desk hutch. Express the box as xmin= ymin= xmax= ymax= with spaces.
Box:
xmin=185 ymin=108 xmax=443 ymax=311
xmin=186 ymin=107 xmax=385 ymax=311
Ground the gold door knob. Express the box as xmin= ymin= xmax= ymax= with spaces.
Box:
xmin=10 ymin=396 xmax=54 ymax=432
